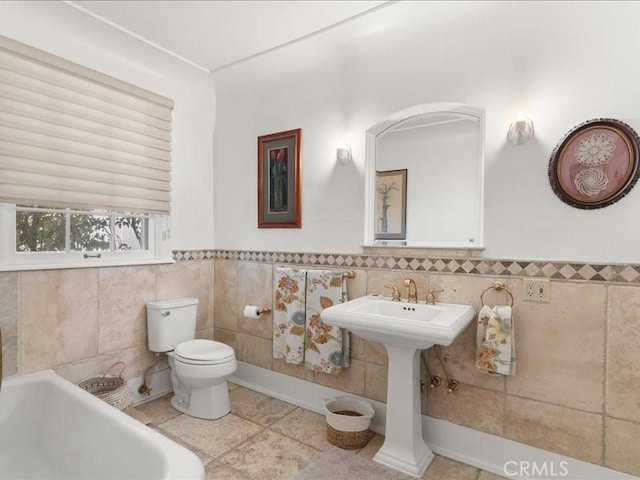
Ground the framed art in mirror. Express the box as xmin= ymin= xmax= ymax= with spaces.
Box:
xmin=258 ymin=128 xmax=301 ymax=228
xmin=375 ymin=169 xmax=407 ymax=240
xmin=549 ymin=118 xmax=640 ymax=209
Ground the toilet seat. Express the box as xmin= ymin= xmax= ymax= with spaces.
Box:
xmin=174 ymin=339 xmax=235 ymax=365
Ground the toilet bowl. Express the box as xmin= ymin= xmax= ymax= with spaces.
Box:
xmin=167 ymin=339 xmax=237 ymax=419
xmin=146 ymin=298 xmax=238 ymax=420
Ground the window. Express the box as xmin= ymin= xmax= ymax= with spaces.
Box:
xmin=1 ymin=203 xmax=171 ymax=269
xmin=0 ymin=35 xmax=174 ymax=270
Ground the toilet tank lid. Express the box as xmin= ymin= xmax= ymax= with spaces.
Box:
xmin=146 ymin=297 xmax=199 ymax=310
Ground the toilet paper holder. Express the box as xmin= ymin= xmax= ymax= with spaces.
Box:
xmin=257 ymin=307 xmax=271 ymax=314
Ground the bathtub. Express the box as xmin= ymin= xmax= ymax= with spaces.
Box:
xmin=0 ymin=370 xmax=204 ymax=479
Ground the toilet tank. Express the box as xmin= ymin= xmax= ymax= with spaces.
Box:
xmin=146 ymin=297 xmax=199 ymax=352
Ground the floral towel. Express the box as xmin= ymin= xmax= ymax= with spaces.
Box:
xmin=476 ymin=305 xmax=516 ymax=376
xmin=304 ymin=269 xmax=350 ymax=374
xmin=273 ymin=267 xmax=307 ymax=364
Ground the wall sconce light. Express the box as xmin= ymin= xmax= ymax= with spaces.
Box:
xmin=508 ymin=113 xmax=534 ymax=145
xmin=336 ymin=144 xmax=352 ymax=165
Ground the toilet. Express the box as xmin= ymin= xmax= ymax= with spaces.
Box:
xmin=146 ymin=297 xmax=237 ymax=420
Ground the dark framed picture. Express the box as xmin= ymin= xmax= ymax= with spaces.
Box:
xmin=549 ymin=118 xmax=640 ymax=209
xmin=375 ymin=169 xmax=407 ymax=240
xmin=258 ymin=129 xmax=302 ymax=228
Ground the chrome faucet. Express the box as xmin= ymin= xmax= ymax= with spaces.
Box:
xmin=403 ymin=278 xmax=418 ymax=303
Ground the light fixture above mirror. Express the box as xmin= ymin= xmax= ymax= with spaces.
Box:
xmin=364 ymin=103 xmax=485 ymax=250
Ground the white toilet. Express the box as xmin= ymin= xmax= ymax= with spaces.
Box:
xmin=146 ymin=297 xmax=237 ymax=420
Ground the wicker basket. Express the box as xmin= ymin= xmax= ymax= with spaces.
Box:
xmin=324 ymin=397 xmax=374 ymax=450
xmin=77 ymin=361 xmax=133 ymax=411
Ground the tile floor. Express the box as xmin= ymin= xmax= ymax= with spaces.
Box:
xmin=135 ymin=383 xmax=505 ymax=480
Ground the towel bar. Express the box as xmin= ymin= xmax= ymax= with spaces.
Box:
xmin=342 ymin=270 xmax=356 ymax=279
xmin=480 ymin=281 xmax=514 ymax=307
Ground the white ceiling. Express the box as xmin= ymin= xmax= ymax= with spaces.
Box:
xmin=67 ymin=0 xmax=388 ymax=72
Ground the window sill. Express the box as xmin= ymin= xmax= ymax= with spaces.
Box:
xmin=0 ymin=256 xmax=175 ymax=272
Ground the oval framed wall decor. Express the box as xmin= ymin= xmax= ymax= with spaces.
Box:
xmin=548 ymin=118 xmax=640 ymax=209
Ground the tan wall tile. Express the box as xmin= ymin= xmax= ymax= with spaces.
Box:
xmin=273 ymin=358 xmax=314 ymax=382
xmin=19 ymin=269 xmax=98 ymax=372
xmin=426 ymin=384 xmax=503 ymax=435
xmin=237 ymin=262 xmax=273 ymax=339
xmin=366 ymin=270 xmax=428 ymax=299
xmin=365 ymin=340 xmax=388 ymax=367
xmin=0 ymin=272 xmax=18 ymax=376
xmin=365 ymin=361 xmax=387 ymax=403
xmin=198 ymin=260 xmax=215 ymax=331
xmin=425 ymin=275 xmax=508 ymax=391
xmin=350 ymin=333 xmax=365 ymax=361
xmin=214 ymin=260 xmax=238 ymax=331
xmin=98 ymin=265 xmax=156 ymax=353
xmin=607 ymin=286 xmax=640 ymax=423
xmin=345 ymin=269 xmax=367 ymax=300
xmin=215 ymin=328 xmax=237 ymax=350
xmin=506 ymin=282 xmax=606 ymax=412
xmin=156 ymin=261 xmax=200 ymax=300
xmin=236 ymin=332 xmax=272 ymax=369
xmin=605 ymin=417 xmax=640 ymax=476
xmin=314 ymin=358 xmax=365 ymax=396
xmin=504 ymin=395 xmax=603 ymax=464
xmin=196 ymin=327 xmax=213 ymax=340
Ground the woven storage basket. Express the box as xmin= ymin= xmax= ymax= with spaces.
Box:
xmin=77 ymin=361 xmax=133 ymax=411
xmin=324 ymin=397 xmax=374 ymax=450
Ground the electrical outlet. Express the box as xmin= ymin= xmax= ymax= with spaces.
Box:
xmin=523 ymin=278 xmax=550 ymax=302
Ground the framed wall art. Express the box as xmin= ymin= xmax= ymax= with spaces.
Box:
xmin=375 ymin=169 xmax=407 ymax=240
xmin=257 ymin=128 xmax=301 ymax=228
xmin=548 ymin=118 xmax=640 ymax=209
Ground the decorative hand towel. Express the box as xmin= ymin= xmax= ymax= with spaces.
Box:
xmin=305 ymin=269 xmax=350 ymax=374
xmin=476 ymin=305 xmax=516 ymax=376
xmin=273 ymin=267 xmax=307 ymax=364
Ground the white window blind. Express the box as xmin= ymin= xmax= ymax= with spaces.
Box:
xmin=0 ymin=35 xmax=174 ymax=214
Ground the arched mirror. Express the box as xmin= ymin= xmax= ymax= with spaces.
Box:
xmin=364 ymin=103 xmax=485 ymax=248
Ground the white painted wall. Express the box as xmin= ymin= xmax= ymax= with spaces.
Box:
xmin=0 ymin=1 xmax=216 ymax=250
xmin=213 ymin=1 xmax=640 ymax=263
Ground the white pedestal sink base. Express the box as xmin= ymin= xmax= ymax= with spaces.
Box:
xmin=373 ymin=345 xmax=435 ymax=478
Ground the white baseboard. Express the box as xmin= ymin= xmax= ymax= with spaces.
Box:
xmin=127 ymin=366 xmax=173 ymax=406
xmin=231 ymin=361 xmax=637 ymax=480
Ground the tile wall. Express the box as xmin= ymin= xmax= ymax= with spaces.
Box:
xmin=211 ymin=254 xmax=640 ymax=478
xmin=2 ymin=249 xmax=639 ymax=477
xmin=0 ymin=260 xmax=214 ymax=384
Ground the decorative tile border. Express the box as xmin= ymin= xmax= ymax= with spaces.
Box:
xmin=172 ymin=249 xmax=640 ymax=284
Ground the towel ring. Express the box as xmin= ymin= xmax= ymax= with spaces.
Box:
xmin=480 ymin=281 xmax=514 ymax=307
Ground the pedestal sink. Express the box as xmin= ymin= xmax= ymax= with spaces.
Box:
xmin=321 ymin=295 xmax=475 ymax=478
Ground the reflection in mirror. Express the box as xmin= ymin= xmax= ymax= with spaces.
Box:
xmin=364 ymin=103 xmax=485 ymax=249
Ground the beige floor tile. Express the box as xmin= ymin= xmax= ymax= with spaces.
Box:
xmin=355 ymin=433 xmax=384 ymax=460
xmin=136 ymin=394 xmax=181 ymax=426
xmin=159 ymin=413 xmax=262 ymax=459
xmin=228 ymin=381 xmax=239 ymax=391
xmin=270 ymin=408 xmax=332 ymax=451
xmin=423 ymin=456 xmax=479 ymax=479
xmin=230 ymin=387 xmax=297 ymax=426
xmin=152 ymin=426 xmax=212 ymax=465
xmin=218 ymin=430 xmax=321 ymax=480
xmin=605 ymin=417 xmax=640 ymax=476
xmin=205 ymin=462 xmax=251 ymax=480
